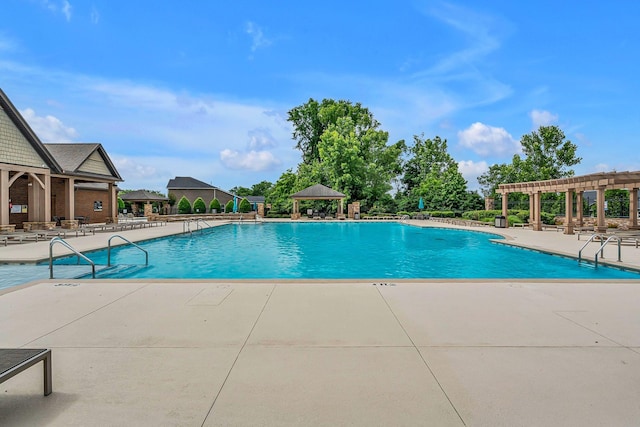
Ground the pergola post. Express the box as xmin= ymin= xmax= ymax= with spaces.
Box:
xmin=576 ymin=191 xmax=584 ymax=227
xmin=630 ymin=188 xmax=639 ymax=230
xmin=533 ymin=191 xmax=542 ymax=231
xmin=0 ymin=169 xmax=9 ymax=226
xmin=501 ymin=192 xmax=509 ymax=228
xmin=65 ymin=177 xmax=75 ymax=221
xmin=528 ymin=192 xmax=535 ymax=227
xmin=596 ymin=186 xmax=606 ymax=233
xmin=564 ymin=188 xmax=574 ymax=234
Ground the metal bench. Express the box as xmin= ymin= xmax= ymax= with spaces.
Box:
xmin=0 ymin=348 xmax=52 ymax=396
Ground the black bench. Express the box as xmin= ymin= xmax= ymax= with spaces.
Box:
xmin=0 ymin=349 xmax=52 ymax=396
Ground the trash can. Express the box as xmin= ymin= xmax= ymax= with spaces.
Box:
xmin=354 ymin=213 xmax=360 ymax=220
xmin=494 ymin=215 xmax=506 ymax=228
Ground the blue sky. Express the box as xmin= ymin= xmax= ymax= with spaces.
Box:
xmin=1 ymin=1 xmax=639 ymax=193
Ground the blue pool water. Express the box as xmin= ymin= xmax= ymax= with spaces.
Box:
xmin=50 ymin=222 xmax=640 ymax=279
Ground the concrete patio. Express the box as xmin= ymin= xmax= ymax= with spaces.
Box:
xmin=1 ymin=221 xmax=640 ymax=425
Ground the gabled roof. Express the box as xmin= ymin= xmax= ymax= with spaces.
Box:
xmin=167 ymin=176 xmax=216 ymax=190
xmin=291 ymin=184 xmax=345 ymax=199
xmin=120 ymin=190 xmax=168 ymax=202
xmin=44 ymin=143 xmax=123 ymax=181
xmin=245 ymin=195 xmax=266 ymax=203
xmin=0 ymin=88 xmax=61 ymax=171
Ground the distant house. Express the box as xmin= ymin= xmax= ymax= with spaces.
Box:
xmin=166 ymin=177 xmax=234 ymax=213
xmin=0 ymin=89 xmax=122 ymax=229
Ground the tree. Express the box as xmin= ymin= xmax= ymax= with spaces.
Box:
xmin=193 ymin=197 xmax=206 ymax=214
xmin=479 ymin=125 xmax=581 ymax=197
xmin=288 ymin=98 xmax=380 ymax=164
xmin=398 ymin=135 xmax=469 ymax=212
xmin=117 ymin=197 xmax=125 ymax=212
xmin=229 ymin=186 xmax=252 ymax=197
xmin=250 ymin=180 xmax=274 ymax=196
xmin=314 ymin=116 xmax=404 ymax=209
xmin=238 ymin=198 xmax=251 ymax=213
xmin=225 ymin=199 xmax=235 ymax=213
xmin=209 ymin=198 xmax=221 ymax=213
xmin=267 ymin=170 xmax=300 ymax=214
xmin=177 ymin=196 xmax=191 ymax=214
xmin=167 ymin=192 xmax=176 ymax=207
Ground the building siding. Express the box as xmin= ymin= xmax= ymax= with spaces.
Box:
xmin=0 ymin=106 xmax=47 ymax=168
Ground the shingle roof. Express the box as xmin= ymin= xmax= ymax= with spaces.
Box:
xmin=44 ymin=143 xmax=99 ymax=171
xmin=291 ymin=184 xmax=345 ymax=199
xmin=120 ymin=190 xmax=168 ymax=202
xmin=44 ymin=143 xmax=123 ymax=181
xmin=166 ymin=176 xmax=216 ymax=189
xmin=245 ymin=196 xmax=266 ymax=203
xmin=0 ymin=88 xmax=61 ymax=171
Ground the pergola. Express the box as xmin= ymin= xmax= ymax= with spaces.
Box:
xmin=290 ymin=184 xmax=345 ymax=220
xmin=120 ymin=190 xmax=168 ymax=216
xmin=497 ymin=171 xmax=640 ymax=234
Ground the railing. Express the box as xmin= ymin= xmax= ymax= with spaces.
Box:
xmin=107 ymin=235 xmax=149 ymax=266
xmin=594 ymin=235 xmax=622 ymax=267
xmin=49 ymin=237 xmax=95 ymax=279
xmin=578 ymin=233 xmax=622 ymax=266
xmin=183 ymin=218 xmax=213 ymax=233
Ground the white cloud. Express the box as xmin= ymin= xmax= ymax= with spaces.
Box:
xmin=458 ymin=160 xmax=489 ymax=191
xmin=594 ymin=163 xmax=609 ymax=172
xmin=457 ymin=122 xmax=520 ymax=157
xmin=20 ymin=108 xmax=79 ymax=142
xmin=40 ymin=0 xmax=72 ymax=21
xmin=220 ymin=149 xmax=281 ymax=172
xmin=90 ymin=6 xmax=100 ymax=24
xmin=248 ymin=129 xmax=277 ymax=150
xmin=529 ymin=109 xmax=558 ymax=128
xmin=245 ymin=21 xmax=272 ymax=52
xmin=62 ymin=1 xmax=72 ymax=21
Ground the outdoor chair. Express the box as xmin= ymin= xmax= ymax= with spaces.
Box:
xmin=0 ymin=348 xmax=52 ymax=396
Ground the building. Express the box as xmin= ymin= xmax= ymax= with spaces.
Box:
xmin=166 ymin=177 xmax=234 ymax=213
xmin=0 ymin=89 xmax=122 ymax=230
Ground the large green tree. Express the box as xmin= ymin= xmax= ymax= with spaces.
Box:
xmin=398 ymin=135 xmax=470 ymax=211
xmin=288 ymin=98 xmax=380 ymax=164
xmin=479 ymin=125 xmax=581 ymax=197
xmin=283 ymin=99 xmax=404 ymax=211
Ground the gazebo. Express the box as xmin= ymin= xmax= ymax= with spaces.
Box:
xmin=497 ymin=171 xmax=640 ymax=234
xmin=120 ymin=190 xmax=168 ymax=217
xmin=290 ymin=184 xmax=345 ymax=220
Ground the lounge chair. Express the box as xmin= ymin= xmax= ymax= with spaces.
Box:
xmin=0 ymin=348 xmax=52 ymax=396
xmin=0 ymin=231 xmax=40 ymax=245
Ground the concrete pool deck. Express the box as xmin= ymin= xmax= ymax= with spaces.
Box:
xmin=1 ymin=220 xmax=640 ymax=425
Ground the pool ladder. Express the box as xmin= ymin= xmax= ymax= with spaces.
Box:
xmin=49 ymin=235 xmax=149 ymax=279
xmin=49 ymin=237 xmax=95 ymax=279
xmin=183 ymin=218 xmax=211 ymax=233
xmin=578 ymin=233 xmax=622 ymax=267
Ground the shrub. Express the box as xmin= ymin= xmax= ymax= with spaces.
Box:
xmin=225 ymin=199 xmax=235 ymax=213
xmin=193 ymin=197 xmax=206 ymax=214
xmin=209 ymin=198 xmax=221 ymax=213
xmin=117 ymin=197 xmax=125 ymax=211
xmin=177 ymin=196 xmax=192 ymax=214
xmin=239 ymin=198 xmax=251 ymax=213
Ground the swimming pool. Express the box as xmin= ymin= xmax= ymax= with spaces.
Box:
xmin=51 ymin=222 xmax=640 ymax=279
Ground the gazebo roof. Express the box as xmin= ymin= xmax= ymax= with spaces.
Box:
xmin=291 ymin=184 xmax=345 ymax=199
xmin=497 ymin=170 xmax=640 ymax=193
xmin=120 ymin=190 xmax=168 ymax=202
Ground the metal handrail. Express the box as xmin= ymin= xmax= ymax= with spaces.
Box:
xmin=49 ymin=237 xmax=95 ymax=279
xmin=594 ymin=235 xmax=622 ymax=267
xmin=196 ymin=218 xmax=211 ymax=230
xmin=107 ymin=235 xmax=149 ymax=266
xmin=578 ymin=233 xmax=604 ymax=262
